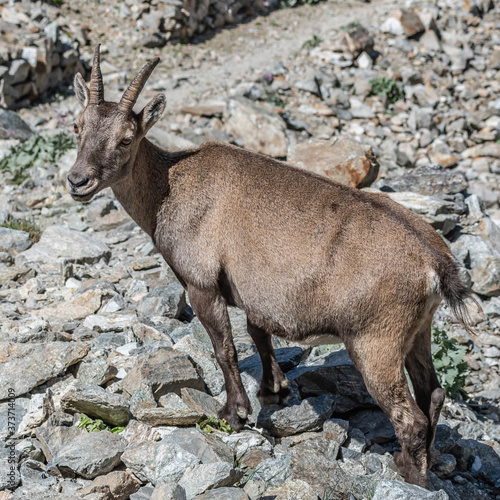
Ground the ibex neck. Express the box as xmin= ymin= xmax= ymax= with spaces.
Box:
xmin=111 ymin=138 xmax=169 ymax=237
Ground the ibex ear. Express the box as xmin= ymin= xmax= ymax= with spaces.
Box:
xmin=74 ymin=73 xmax=89 ymax=109
xmin=140 ymin=94 xmax=166 ymax=133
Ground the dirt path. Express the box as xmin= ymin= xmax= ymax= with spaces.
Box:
xmin=65 ymin=0 xmax=400 ymax=111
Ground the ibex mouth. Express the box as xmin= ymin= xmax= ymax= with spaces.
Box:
xmin=70 ymin=181 xmax=99 ymax=202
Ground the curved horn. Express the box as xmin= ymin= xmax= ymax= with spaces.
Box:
xmin=117 ymin=58 xmax=160 ymax=114
xmin=88 ymin=44 xmax=104 ymax=106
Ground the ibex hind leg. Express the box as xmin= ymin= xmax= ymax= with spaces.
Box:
xmin=405 ymin=322 xmax=445 ymax=466
xmin=247 ymin=320 xmax=290 ymax=406
xmin=188 ymin=286 xmax=252 ymax=431
xmin=345 ymin=336 xmax=431 ymax=489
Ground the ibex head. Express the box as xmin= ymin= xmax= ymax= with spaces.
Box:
xmin=67 ymin=45 xmax=166 ymax=201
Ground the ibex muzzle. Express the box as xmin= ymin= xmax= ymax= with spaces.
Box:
xmin=69 ymin=46 xmax=475 ymax=490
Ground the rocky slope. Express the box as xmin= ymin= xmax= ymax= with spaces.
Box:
xmin=1 ymin=0 xmax=500 ymax=499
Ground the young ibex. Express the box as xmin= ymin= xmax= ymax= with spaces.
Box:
xmin=68 ymin=46 xmax=474 ymax=489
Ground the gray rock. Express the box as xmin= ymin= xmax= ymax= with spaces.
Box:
xmin=378 ymin=165 xmax=468 ymax=196
xmin=131 ymin=486 xmax=155 ymax=500
xmin=0 ymin=447 xmax=21 ymax=490
xmin=179 ymin=463 xmax=244 ymax=499
xmin=121 ymin=440 xmax=200 ymax=485
xmin=181 ymin=387 xmax=222 ymax=418
xmin=345 ymin=427 xmax=368 ymax=453
xmin=459 ymin=439 xmax=500 ymax=485
xmin=372 ymin=479 xmax=448 ymax=499
xmin=137 ymin=282 xmax=186 ymax=319
xmin=74 ymin=357 xmax=118 ymax=386
xmin=151 ymin=482 xmax=187 ymax=500
xmin=450 ymin=234 xmax=500 ymax=296
xmin=263 ymin=478 xmax=318 ymax=500
xmin=174 ymin=335 xmax=224 ymax=396
xmin=49 ymin=430 xmax=127 ymax=479
xmin=254 ymin=452 xmax=292 ymax=487
xmin=60 ymin=383 xmax=130 ymax=427
xmin=257 ymin=395 xmax=334 ymax=437
xmin=194 ymin=488 xmax=249 ymax=500
xmin=0 ymin=108 xmax=33 ymax=140
xmin=15 ymin=225 xmax=111 ymax=272
xmin=348 ymin=409 xmax=395 ymax=444
xmin=287 ymin=349 xmax=375 ymax=413
xmin=323 ymin=418 xmax=349 ymax=445
xmin=239 ymin=347 xmax=303 ymax=380
xmin=221 ymin=430 xmax=273 ymax=460
xmin=224 ymin=97 xmax=288 ymax=158
xmin=0 ymin=342 xmax=89 ymax=400
xmin=290 ymin=438 xmax=351 ymax=498
xmin=0 ymin=228 xmax=32 ymax=252
xmin=35 ymin=425 xmax=86 ymax=462
xmin=137 ymin=392 xmax=205 ymax=426
xmin=121 ymin=346 xmax=204 ymax=399
xmin=380 ymin=191 xmax=459 ymax=235
xmin=160 ymin=428 xmax=234 ymax=464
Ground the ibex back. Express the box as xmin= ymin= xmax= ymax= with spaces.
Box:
xmin=68 ymin=46 xmax=474 ymax=489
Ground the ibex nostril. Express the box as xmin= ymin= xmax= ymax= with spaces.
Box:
xmin=67 ymin=175 xmax=89 ymax=189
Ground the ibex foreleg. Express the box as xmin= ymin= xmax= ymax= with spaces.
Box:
xmin=188 ymin=286 xmax=252 ymax=430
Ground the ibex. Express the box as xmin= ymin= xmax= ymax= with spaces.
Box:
xmin=68 ymin=46 xmax=474 ymax=489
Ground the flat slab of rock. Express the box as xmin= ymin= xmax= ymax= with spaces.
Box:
xmin=179 ymin=463 xmax=243 ymax=499
xmin=194 ymin=488 xmax=249 ymax=500
xmin=151 ymin=482 xmax=187 ymax=500
xmin=60 ymin=383 xmax=130 ymax=426
xmin=49 ymin=430 xmax=127 ymax=479
xmin=136 ymin=392 xmax=205 ymax=426
xmin=121 ymin=440 xmax=200 ymax=485
xmin=257 ymin=395 xmax=334 ymax=437
xmin=372 ymin=479 xmax=449 ymax=499
xmin=160 ymin=428 xmax=234 ymax=465
xmin=378 ymin=165 xmax=467 ymax=196
xmin=287 ymin=349 xmax=375 ymax=414
xmin=0 ymin=228 xmax=32 ymax=252
xmin=39 ymin=288 xmax=104 ymax=322
xmin=264 ymin=478 xmax=318 ymax=500
xmin=224 ymin=97 xmax=288 ymax=158
xmin=35 ymin=426 xmax=87 ymax=462
xmin=288 ymin=138 xmax=379 ymax=189
xmin=75 ymin=470 xmax=142 ymax=499
xmin=181 ymin=387 xmax=222 ymax=418
xmin=15 ymin=225 xmax=111 ymax=272
xmin=121 ymin=346 xmax=204 ymax=399
xmin=0 ymin=342 xmax=89 ymax=400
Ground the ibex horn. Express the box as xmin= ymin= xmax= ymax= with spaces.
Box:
xmin=117 ymin=58 xmax=160 ymax=114
xmin=89 ymin=44 xmax=104 ymax=106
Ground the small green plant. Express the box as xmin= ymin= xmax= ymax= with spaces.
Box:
xmin=1 ymin=216 xmax=41 ymax=243
xmin=0 ymin=132 xmax=75 ymax=184
xmin=431 ymin=327 xmax=469 ymax=399
xmin=302 ymin=34 xmax=323 ymax=49
xmin=340 ymin=21 xmax=362 ymax=31
xmin=197 ymin=416 xmax=233 ymax=434
xmin=265 ymin=91 xmax=286 ymax=108
xmin=369 ymin=77 xmax=402 ymax=104
xmin=77 ymin=414 xmax=125 ymax=433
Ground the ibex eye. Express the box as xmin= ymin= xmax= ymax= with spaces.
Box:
xmin=121 ymin=137 xmax=133 ymax=146
xmin=73 ymin=124 xmax=79 ymax=134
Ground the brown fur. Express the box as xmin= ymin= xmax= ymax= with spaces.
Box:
xmin=68 ymin=50 xmax=474 ymax=489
